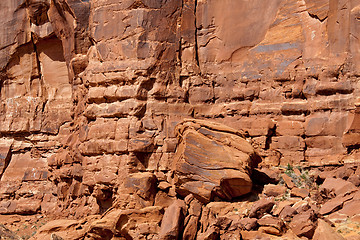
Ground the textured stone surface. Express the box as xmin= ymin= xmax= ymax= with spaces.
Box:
xmin=0 ymin=0 xmax=360 ymax=238
xmin=172 ymin=119 xmax=258 ymax=203
xmin=313 ymin=219 xmax=346 ymax=240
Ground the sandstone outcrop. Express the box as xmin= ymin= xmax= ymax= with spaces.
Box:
xmin=172 ymin=119 xmax=259 ymax=203
xmin=1 ymin=0 xmax=360 ymax=239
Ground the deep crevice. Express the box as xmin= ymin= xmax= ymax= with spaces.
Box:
xmin=0 ymin=150 xmax=12 ymax=179
xmin=178 ymin=0 xmax=184 ymax=72
xmin=347 ymin=144 xmax=360 ymax=154
xmin=265 ymin=124 xmax=276 ymax=150
xmin=302 ymin=134 xmax=307 ymax=163
xmin=30 ymin=33 xmax=43 ymax=81
xmin=307 ymin=12 xmax=328 ymax=23
xmin=194 ymin=0 xmax=200 ymax=69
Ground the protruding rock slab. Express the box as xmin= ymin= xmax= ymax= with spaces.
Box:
xmin=159 ymin=199 xmax=186 ymax=240
xmin=313 ymin=219 xmax=346 ymax=240
xmin=172 ymin=119 xmax=260 ymax=203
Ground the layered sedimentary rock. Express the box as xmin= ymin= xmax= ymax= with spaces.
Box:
xmin=0 ymin=0 xmax=360 ymax=236
xmin=173 ymin=119 xmax=258 ymax=203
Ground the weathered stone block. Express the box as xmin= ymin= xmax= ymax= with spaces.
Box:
xmin=173 ymin=119 xmax=258 ymax=203
xmin=88 ymin=87 xmax=106 ymax=103
xmin=159 ymin=199 xmax=186 ymax=239
xmin=146 ymin=102 xmax=193 ymax=116
xmin=124 ymin=172 xmax=157 ymax=202
xmin=279 ymin=151 xmax=304 ymax=165
xmin=281 ymin=101 xmax=309 ymax=115
xmin=22 ymin=169 xmax=48 ymax=181
xmin=214 ymin=86 xmax=232 ymax=102
xmin=316 ymin=80 xmax=353 ymax=95
xmin=103 ymin=85 xmax=118 ymax=100
xmin=115 ymin=85 xmax=137 ymax=100
xmin=276 ymin=120 xmax=304 ymax=136
xmin=1 ymin=153 xmax=47 ymax=182
xmin=305 ymin=112 xmax=348 ymax=137
xmin=343 ymin=133 xmax=360 ymax=147
xmin=128 ymin=138 xmax=154 ymax=152
xmin=82 ymin=154 xmax=122 ymax=186
xmin=87 ymin=118 xmax=117 ymax=140
xmin=271 ymin=136 xmax=305 ymax=151
xmin=188 ymin=86 xmax=214 ymax=104
xmin=250 ymin=102 xmax=281 ymax=115
xmin=115 ymin=118 xmax=130 ymax=140
xmin=84 ymin=100 xmax=146 ymax=119
xmin=305 ymin=136 xmax=345 ymax=150
xmin=79 ymin=140 xmax=128 ymax=155
xmin=238 ymin=117 xmax=276 ymax=136
xmin=225 ymin=101 xmax=251 ymax=116
xmin=193 ymin=104 xmax=226 ymax=118
xmin=94 ymin=169 xmax=118 ymax=185
xmin=163 ymin=138 xmax=178 ymax=152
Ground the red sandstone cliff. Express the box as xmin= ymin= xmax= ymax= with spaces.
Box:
xmin=1 ymin=0 xmax=360 ymax=239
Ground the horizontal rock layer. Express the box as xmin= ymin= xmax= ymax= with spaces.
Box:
xmin=0 ymin=0 xmax=360 ymax=229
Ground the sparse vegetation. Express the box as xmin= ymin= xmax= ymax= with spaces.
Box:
xmin=282 ymin=164 xmax=313 ymax=188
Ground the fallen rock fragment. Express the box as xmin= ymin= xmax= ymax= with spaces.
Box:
xmin=279 ymin=205 xmax=297 ymax=221
xmin=91 ymin=206 xmax=163 ymax=239
xmin=238 ymin=218 xmax=258 ymax=231
xmin=263 ymin=184 xmax=287 ymax=197
xmin=258 ymin=215 xmax=285 ymax=236
xmin=290 ymin=187 xmax=309 ymax=199
xmin=327 ymin=212 xmax=348 ymax=223
xmin=320 ymin=178 xmax=357 ymax=197
xmin=319 ymin=193 xmax=354 ymax=215
xmin=337 ymin=199 xmax=360 ymax=217
xmin=313 ymin=219 xmax=346 ymax=240
xmin=183 ymin=216 xmax=199 ymax=240
xmin=0 ymin=224 xmax=21 ymax=240
xmin=172 ymin=119 xmax=259 ymax=203
xmin=249 ymin=198 xmax=275 ymax=218
xmin=197 ymin=225 xmax=219 ymax=240
xmin=183 ymin=195 xmax=202 ymax=240
xmin=159 ymin=200 xmax=186 ymax=240
xmin=289 ymin=209 xmax=317 ymax=239
xmin=252 ymin=167 xmax=280 ymax=185
xmin=32 ymin=218 xmax=88 ymax=240
xmin=282 ymin=174 xmax=296 ymax=189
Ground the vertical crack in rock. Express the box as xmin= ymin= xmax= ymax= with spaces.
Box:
xmin=30 ymin=32 xmax=48 ymax=110
xmin=265 ymin=125 xmax=276 ymax=150
xmin=302 ymin=134 xmax=307 ymax=163
xmin=0 ymin=145 xmax=12 ymax=179
xmin=194 ymin=0 xmax=200 ymax=70
xmin=178 ymin=0 xmax=183 ymax=70
xmin=30 ymin=33 xmax=42 ymax=82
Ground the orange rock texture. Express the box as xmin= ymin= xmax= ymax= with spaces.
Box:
xmin=1 ymin=0 xmax=360 ymax=239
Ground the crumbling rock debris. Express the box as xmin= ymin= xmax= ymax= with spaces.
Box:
xmin=172 ymin=119 xmax=260 ymax=203
xmin=0 ymin=224 xmax=21 ymax=240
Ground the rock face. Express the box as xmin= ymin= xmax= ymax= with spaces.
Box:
xmin=172 ymin=119 xmax=259 ymax=203
xmin=1 ymin=0 xmax=360 ymax=238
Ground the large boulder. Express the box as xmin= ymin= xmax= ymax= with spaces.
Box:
xmin=172 ymin=119 xmax=260 ymax=203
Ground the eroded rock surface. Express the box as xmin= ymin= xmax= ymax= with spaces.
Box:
xmin=1 ymin=0 xmax=360 ymax=239
xmin=172 ymin=119 xmax=259 ymax=203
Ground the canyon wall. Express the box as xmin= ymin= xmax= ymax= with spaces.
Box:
xmin=1 ymin=0 xmax=360 ymax=220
